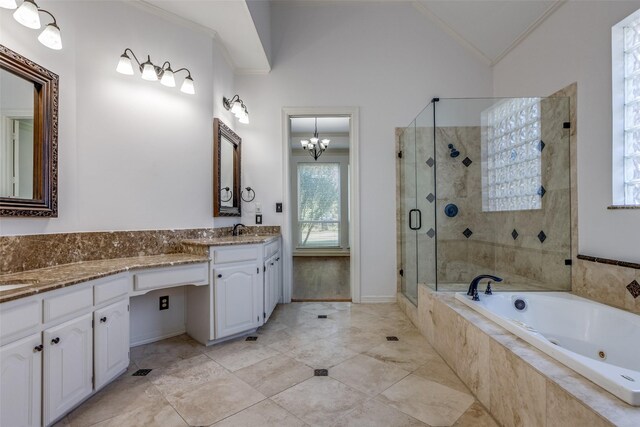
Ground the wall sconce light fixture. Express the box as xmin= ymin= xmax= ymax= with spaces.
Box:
xmin=1 ymin=0 xmax=62 ymax=50
xmin=223 ymin=95 xmax=249 ymax=124
xmin=116 ymin=48 xmax=195 ymax=95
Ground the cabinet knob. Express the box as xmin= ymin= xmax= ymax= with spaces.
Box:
xmin=33 ymin=345 xmax=43 ymax=352
xmin=51 ymin=337 xmax=60 ymax=345
xmin=270 ymin=262 xmax=274 ymax=266
xmin=217 ymin=274 xmax=222 ymax=278
xmin=276 ymin=257 xmax=280 ymax=261
xmin=100 ymin=317 xmax=107 ymax=323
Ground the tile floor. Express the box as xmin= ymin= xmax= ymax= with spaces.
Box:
xmin=56 ymin=303 xmax=498 ymax=427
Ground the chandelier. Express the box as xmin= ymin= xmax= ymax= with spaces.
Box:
xmin=300 ymin=117 xmax=330 ymax=161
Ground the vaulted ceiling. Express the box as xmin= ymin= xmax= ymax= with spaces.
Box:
xmin=136 ymin=0 xmax=566 ymax=73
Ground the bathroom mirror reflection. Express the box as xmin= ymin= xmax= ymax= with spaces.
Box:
xmin=213 ymin=118 xmax=241 ymax=217
xmin=0 ymin=45 xmax=59 ymax=217
xmin=0 ymin=69 xmax=35 ymax=199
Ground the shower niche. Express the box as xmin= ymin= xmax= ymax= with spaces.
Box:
xmin=397 ymin=97 xmax=571 ymax=304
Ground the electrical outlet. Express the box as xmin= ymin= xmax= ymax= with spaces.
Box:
xmin=159 ymin=295 xmax=169 ymax=310
xmin=255 ymin=214 xmax=263 ymax=224
xmin=276 ymin=203 xmax=282 ymax=213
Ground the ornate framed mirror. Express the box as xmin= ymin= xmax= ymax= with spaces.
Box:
xmin=213 ymin=118 xmax=241 ymax=217
xmin=0 ymin=45 xmax=59 ymax=217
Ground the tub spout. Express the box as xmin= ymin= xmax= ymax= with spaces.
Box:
xmin=467 ymin=275 xmax=503 ymax=299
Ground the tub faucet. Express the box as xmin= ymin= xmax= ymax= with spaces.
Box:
xmin=232 ymin=223 xmax=246 ymax=236
xmin=467 ymin=275 xmax=503 ymax=301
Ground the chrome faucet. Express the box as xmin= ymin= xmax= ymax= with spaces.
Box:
xmin=232 ymin=223 xmax=246 ymax=236
xmin=467 ymin=274 xmax=503 ymax=301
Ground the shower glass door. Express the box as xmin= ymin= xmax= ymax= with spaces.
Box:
xmin=399 ymin=119 xmax=418 ymax=304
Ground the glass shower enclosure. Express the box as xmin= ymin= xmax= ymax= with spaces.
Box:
xmin=399 ymin=97 xmax=571 ymax=304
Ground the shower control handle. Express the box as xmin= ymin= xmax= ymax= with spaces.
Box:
xmin=409 ymin=209 xmax=422 ymax=230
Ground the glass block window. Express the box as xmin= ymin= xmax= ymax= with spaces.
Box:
xmin=624 ymin=19 xmax=640 ymax=205
xmin=481 ymin=98 xmax=542 ymax=212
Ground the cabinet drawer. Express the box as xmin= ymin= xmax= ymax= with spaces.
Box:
xmin=94 ymin=274 xmax=131 ymax=305
xmin=0 ymin=298 xmax=41 ymax=345
xmin=43 ymin=286 xmax=93 ymax=324
xmin=264 ymin=239 xmax=280 ymax=259
xmin=133 ymin=263 xmax=208 ymax=291
xmin=213 ymin=247 xmax=258 ymax=264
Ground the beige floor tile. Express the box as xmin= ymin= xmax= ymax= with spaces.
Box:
xmin=67 ymin=371 xmax=164 ymax=427
xmin=331 ymin=399 xmax=427 ymax=427
xmin=255 ymin=327 xmax=294 ymax=345
xmin=212 ymin=399 xmax=306 ymax=427
xmin=298 ymin=302 xmax=340 ymax=316
xmin=268 ymin=333 xmax=319 ymax=353
xmin=325 ymin=327 xmax=388 ymax=353
xmin=205 ymin=339 xmax=281 ymax=371
xmin=165 ymin=372 xmax=266 ymax=426
xmin=453 ymin=402 xmax=498 ymax=427
xmin=90 ymin=400 xmax=188 ymax=427
xmin=378 ymin=374 xmax=474 ymax=426
xmin=130 ymin=334 xmax=203 ymax=369
xmin=272 ymin=376 xmax=368 ymax=427
xmin=413 ymin=356 xmax=470 ymax=394
xmin=234 ymin=354 xmax=315 ymax=397
xmin=364 ymin=339 xmax=439 ymax=372
xmin=146 ymin=354 xmax=227 ymax=397
xmin=330 ymin=354 xmax=410 ymax=396
xmin=287 ymin=338 xmax=358 ymax=368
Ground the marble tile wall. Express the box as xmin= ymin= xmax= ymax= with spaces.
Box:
xmin=0 ymin=226 xmax=280 ymax=274
xmin=397 ymin=285 xmax=640 ymax=427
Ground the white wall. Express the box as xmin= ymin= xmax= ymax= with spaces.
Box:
xmin=0 ymin=0 xmax=237 ymax=235
xmin=236 ymin=2 xmax=493 ymax=301
xmin=493 ymin=1 xmax=640 ymax=264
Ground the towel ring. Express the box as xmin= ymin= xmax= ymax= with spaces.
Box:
xmin=220 ymin=187 xmax=233 ymax=202
xmin=241 ymin=187 xmax=256 ymax=202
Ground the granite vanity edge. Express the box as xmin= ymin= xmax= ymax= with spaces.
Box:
xmin=430 ymin=289 xmax=639 ymax=426
xmin=181 ymin=234 xmax=281 ymax=247
xmin=0 ymin=253 xmax=209 ymax=304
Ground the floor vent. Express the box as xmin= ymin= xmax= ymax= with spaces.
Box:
xmin=318 ymin=315 xmax=328 ymax=319
xmin=246 ymin=336 xmax=258 ymax=341
xmin=314 ymin=369 xmax=328 ymax=376
xmin=132 ymin=369 xmax=152 ymax=376
xmin=386 ymin=336 xmax=399 ymax=341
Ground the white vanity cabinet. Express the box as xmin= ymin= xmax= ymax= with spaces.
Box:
xmin=43 ymin=314 xmax=93 ymax=426
xmin=94 ymin=299 xmax=130 ymax=390
xmin=0 ymin=333 xmax=42 ymax=427
xmin=214 ymin=263 xmax=262 ymax=339
xmin=263 ymin=252 xmax=281 ymax=323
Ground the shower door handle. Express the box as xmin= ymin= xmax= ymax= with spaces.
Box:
xmin=409 ymin=209 xmax=422 ymax=230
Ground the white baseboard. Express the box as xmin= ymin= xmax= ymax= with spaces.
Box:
xmin=359 ymin=295 xmax=397 ymax=303
xmin=130 ymin=329 xmax=186 ymax=347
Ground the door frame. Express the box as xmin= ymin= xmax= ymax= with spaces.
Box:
xmin=281 ymin=107 xmax=361 ymax=303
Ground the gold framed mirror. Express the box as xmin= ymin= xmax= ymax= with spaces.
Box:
xmin=213 ymin=118 xmax=241 ymax=217
xmin=0 ymin=44 xmax=59 ymax=217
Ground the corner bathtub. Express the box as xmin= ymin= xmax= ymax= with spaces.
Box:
xmin=454 ymin=291 xmax=640 ymax=406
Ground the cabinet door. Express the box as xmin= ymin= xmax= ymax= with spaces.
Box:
xmin=43 ymin=314 xmax=93 ymax=426
xmin=94 ymin=299 xmax=129 ymax=390
xmin=263 ymin=260 xmax=273 ymax=323
xmin=215 ymin=264 xmax=262 ymax=339
xmin=0 ymin=333 xmax=42 ymax=427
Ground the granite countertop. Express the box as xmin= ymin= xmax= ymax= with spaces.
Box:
xmin=182 ymin=234 xmax=280 ymax=247
xmin=0 ymin=253 xmax=209 ymax=303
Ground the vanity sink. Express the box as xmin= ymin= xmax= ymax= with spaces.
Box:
xmin=0 ymin=284 xmax=33 ymax=291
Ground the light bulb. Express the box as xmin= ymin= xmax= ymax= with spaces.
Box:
xmin=310 ymin=137 xmax=319 ymax=145
xmin=0 ymin=0 xmax=17 ymax=10
xmin=180 ymin=76 xmax=195 ymax=94
xmin=160 ymin=69 xmax=175 ymax=87
xmin=239 ymin=112 xmax=249 ymax=124
xmin=116 ymin=54 xmax=134 ymax=75
xmin=141 ymin=62 xmax=158 ymax=81
xmin=301 ymin=140 xmax=309 ymax=148
xmin=38 ymin=23 xmax=62 ymax=50
xmin=321 ymin=138 xmax=330 ymax=147
xmin=13 ymin=0 xmax=40 ymax=29
xmin=230 ymin=100 xmax=243 ymax=116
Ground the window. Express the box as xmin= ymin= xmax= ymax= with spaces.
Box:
xmin=613 ymin=9 xmax=640 ymax=205
xmin=481 ymin=97 xmax=543 ymax=212
xmin=297 ymin=163 xmax=340 ymax=247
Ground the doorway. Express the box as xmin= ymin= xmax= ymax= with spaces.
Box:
xmin=282 ymin=108 xmax=360 ymax=303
